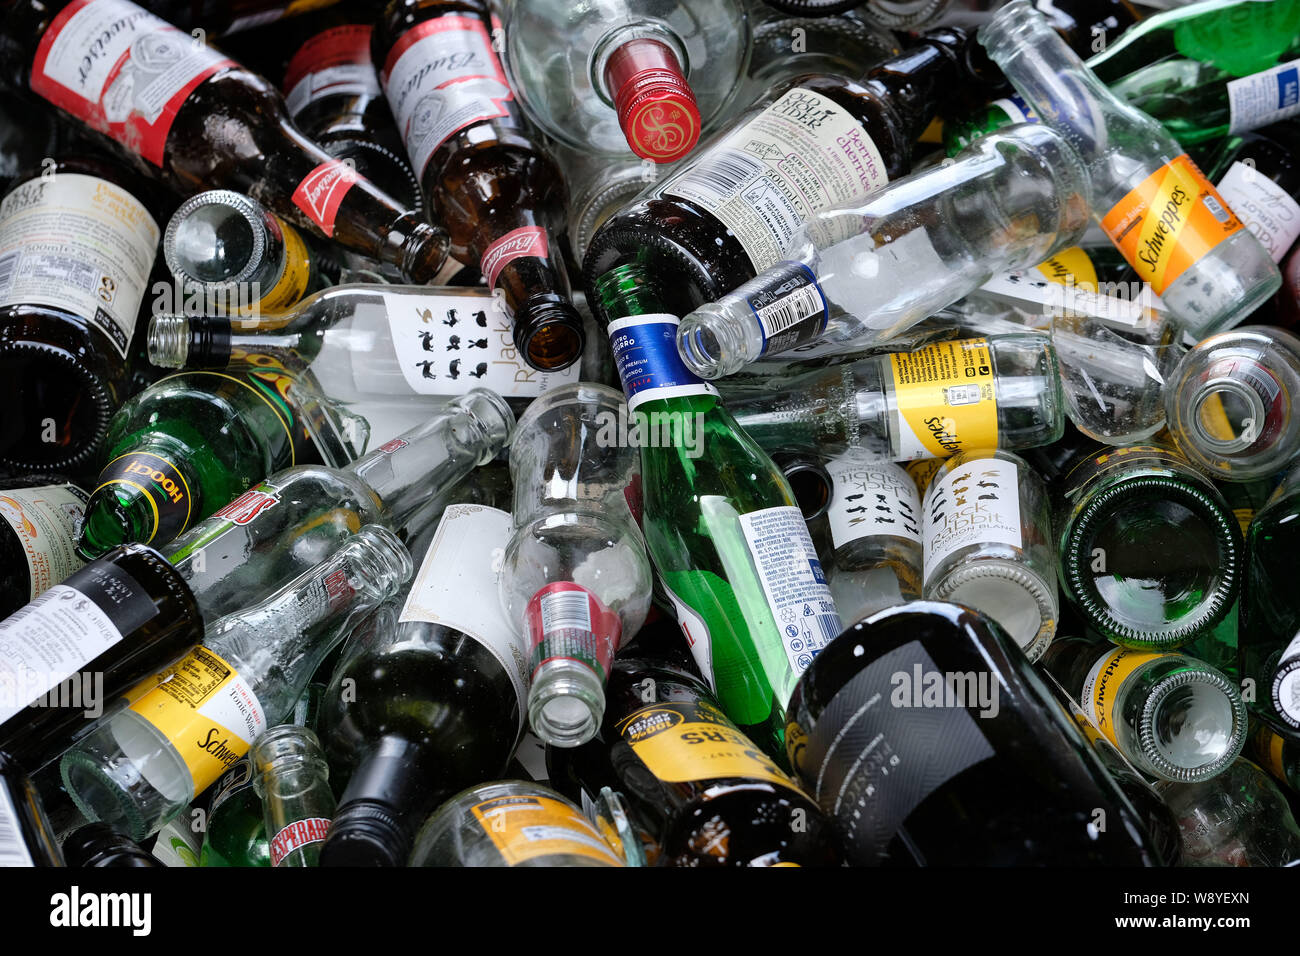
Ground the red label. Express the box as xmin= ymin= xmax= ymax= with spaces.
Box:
xmin=214 ymin=487 xmax=280 ymax=525
xmin=377 ymin=438 xmax=408 ymax=454
xmin=291 ymin=159 xmax=360 ymax=237
xmin=30 ymin=0 xmax=235 ymax=166
xmin=480 ymin=226 xmax=548 ymax=290
xmin=269 ymin=816 xmax=331 ymax=866
xmin=285 ymin=23 xmax=373 ymax=92
xmin=323 ymin=567 xmax=355 ymax=610
xmin=524 ymin=581 xmax=622 ymax=682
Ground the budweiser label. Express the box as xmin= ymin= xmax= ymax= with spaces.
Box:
xmin=480 ymin=225 xmax=548 ymax=291
xmin=291 ymin=158 xmax=361 ymax=237
xmin=283 ymin=24 xmax=380 ymax=117
xmin=32 ymin=0 xmax=235 ymax=165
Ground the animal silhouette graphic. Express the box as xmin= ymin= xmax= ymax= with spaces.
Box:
xmin=446 ymin=336 xmax=461 ymax=351
xmin=448 ymin=359 xmax=461 ymax=380
xmin=414 ymin=360 xmax=436 ymax=379
xmin=474 ymin=310 xmax=487 ymax=327
xmin=469 ymin=362 xmax=488 ymax=379
xmin=444 ymin=309 xmax=459 ymax=327
xmin=467 ymin=338 xmax=489 ymax=350
xmin=417 ymin=331 xmax=437 ymax=352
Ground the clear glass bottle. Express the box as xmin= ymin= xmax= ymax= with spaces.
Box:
xmin=252 ymin=725 xmax=335 ymax=867
xmin=1165 ymin=325 xmax=1300 ymax=481
xmin=409 ymin=780 xmax=626 ymax=867
xmin=723 ymin=334 xmax=1063 ymax=461
xmin=1055 ymin=443 xmax=1241 ymax=648
xmin=822 ymin=457 xmax=923 ymax=626
xmin=503 ymin=0 xmax=750 ymax=162
xmin=498 ymin=384 xmax=653 ymax=748
xmin=981 ymin=0 xmax=1281 ymax=339
xmin=675 ymin=123 xmax=1092 ymax=377
xmin=1043 ymin=636 xmax=1248 ymax=783
xmin=921 ymin=449 xmax=1059 ymax=661
xmin=60 ymin=525 xmax=412 ymax=841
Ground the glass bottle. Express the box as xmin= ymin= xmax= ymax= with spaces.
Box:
xmin=0 ymin=482 xmax=88 ymax=617
xmin=162 ymin=190 xmax=327 ymax=320
xmin=148 ymin=286 xmax=584 ymax=403
xmin=499 ymin=384 xmax=652 ymax=747
xmin=0 ymin=752 xmax=62 ymax=866
xmin=134 ymin=0 xmax=345 ymax=37
xmin=161 ymin=388 xmax=511 ymax=620
xmin=408 ymin=780 xmax=626 ymax=867
xmin=596 ymin=262 xmax=842 ymax=764
xmin=981 ymin=0 xmax=1281 ymax=339
xmin=785 ymin=600 xmax=1179 ymax=864
xmin=582 ymin=30 xmax=971 ymax=319
xmin=1164 ymin=326 xmax=1300 ymax=481
xmin=545 ymin=650 xmax=842 ymax=866
xmin=921 ymin=449 xmax=1059 ymax=661
xmin=1055 ymin=442 xmax=1241 ymax=648
xmin=674 ymin=123 xmax=1092 ymax=375
xmin=62 ymin=822 xmax=161 ymax=867
xmin=1208 ymin=120 xmax=1300 ymax=265
xmin=503 ymin=0 xmax=750 ymax=162
xmin=374 ymin=0 xmax=585 ymax=372
xmin=252 ymin=725 xmax=334 ymax=867
xmin=1042 ymin=636 xmax=1247 ymax=783
xmin=60 ymin=524 xmax=412 ymax=841
xmin=1249 ymin=720 xmax=1300 ymax=791
xmin=0 ymin=156 xmax=164 ymax=475
xmin=722 ymin=334 xmax=1063 ymax=461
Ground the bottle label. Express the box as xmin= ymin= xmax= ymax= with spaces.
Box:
xmin=380 ymin=14 xmax=513 ymax=177
xmin=827 ymin=460 xmax=921 ymax=550
xmin=1080 ymin=646 xmax=1162 ymax=747
xmin=128 ymin=646 xmax=268 ymax=795
xmin=469 ymin=793 xmax=624 ymax=866
xmin=1216 ymin=161 xmax=1300 ymax=263
xmin=1099 ymin=154 xmax=1244 ymax=296
xmin=1250 ymin=722 xmax=1289 ymax=782
xmin=1227 ymin=59 xmax=1300 ymax=134
xmin=661 ymin=580 xmax=714 ymax=690
xmin=479 ymin=226 xmax=547 ymax=292
xmin=0 ymin=173 xmax=159 ymax=357
xmin=738 ymin=506 xmax=842 ymax=680
xmin=889 ymin=338 xmax=998 ymax=462
xmin=284 ymin=24 xmax=380 ymax=118
xmin=992 ymin=93 xmax=1037 ymax=125
xmin=268 ymin=816 xmax=330 ymax=866
xmin=0 ymin=783 xmax=35 ymax=867
xmin=607 ymin=313 xmax=720 ymax=412
xmin=0 ymin=561 xmax=158 ymax=725
xmin=1270 ymin=632 xmax=1300 ymax=728
xmin=250 ymin=217 xmax=314 ymax=313
xmin=382 ymin=290 xmax=581 ymax=398
xmin=793 ymin=639 xmax=995 ymax=863
xmin=618 ymin=699 xmax=798 ymax=788
xmin=524 ymin=582 xmax=622 ymax=686
xmin=31 ymin=0 xmax=235 ymax=166
xmin=746 ymin=261 xmax=829 ymax=356
xmin=93 ymin=451 xmax=192 ymax=545
xmin=399 ymin=504 xmax=528 ymax=727
xmin=211 ymin=483 xmax=282 ymax=526
xmin=291 ymin=159 xmax=361 ymax=239
xmin=206 ymin=754 xmax=253 ymax=816
xmin=662 ymin=87 xmax=889 ymax=272
xmin=921 ymin=456 xmax=1021 ymax=584
xmin=0 ymin=484 xmax=88 ymax=600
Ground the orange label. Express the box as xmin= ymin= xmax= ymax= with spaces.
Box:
xmin=1100 ymin=154 xmax=1242 ymax=295
xmin=470 ymin=794 xmax=624 ymax=866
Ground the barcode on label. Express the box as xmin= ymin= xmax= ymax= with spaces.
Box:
xmin=671 ymin=150 xmax=763 ymax=200
xmin=0 ymin=251 xmax=19 ymax=293
xmin=540 ymin=591 xmax=592 ymax=635
xmin=1202 ymin=193 xmax=1231 ymax=224
xmin=1230 ymin=361 xmax=1283 ymax=404
xmin=811 ymin=613 xmax=840 ymax=651
xmin=756 ymin=285 xmax=823 ymax=337
xmin=0 ymin=786 xmax=34 ymax=867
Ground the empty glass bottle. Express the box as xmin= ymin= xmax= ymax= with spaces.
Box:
xmin=1250 ymin=720 xmax=1300 ymax=791
xmin=252 ymin=725 xmax=334 ymax=867
xmin=0 ymin=482 xmax=89 ymax=618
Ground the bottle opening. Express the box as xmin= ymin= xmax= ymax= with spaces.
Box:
xmin=1191 ymin=378 xmax=1268 ymax=454
xmin=604 ymin=38 xmax=701 ymax=163
xmin=521 ymin=317 xmax=585 ymax=372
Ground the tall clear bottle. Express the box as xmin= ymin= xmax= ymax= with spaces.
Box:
xmin=60 ymin=525 xmax=412 ymax=841
xmin=252 ymin=725 xmax=335 ymax=867
xmin=981 ymin=0 xmax=1280 ymax=338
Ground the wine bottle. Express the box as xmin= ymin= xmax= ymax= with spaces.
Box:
xmin=0 ymin=482 xmax=89 ymax=618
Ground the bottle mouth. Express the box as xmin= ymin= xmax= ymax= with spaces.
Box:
xmin=450 ymin=388 xmax=518 ymax=464
xmin=676 ymin=310 xmax=731 ymax=380
xmin=930 ymin=560 xmax=1057 ymax=662
xmin=1139 ymin=668 xmax=1246 ymax=783
xmin=147 ymin=314 xmax=191 ymax=368
xmin=1187 ymin=376 xmax=1271 ymax=456
xmin=514 ymin=299 xmax=586 ymax=372
xmin=979 ymin=0 xmax=1049 ymax=65
xmin=345 ymin=524 xmax=414 ymax=595
xmin=527 ymin=659 xmax=607 ymax=748
xmin=0 ymin=340 xmax=113 ymax=474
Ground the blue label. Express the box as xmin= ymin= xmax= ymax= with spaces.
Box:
xmin=1278 ymin=67 xmax=1299 ymax=109
xmin=745 ymin=261 xmax=829 ymax=357
xmin=607 ymin=313 xmax=719 ymax=411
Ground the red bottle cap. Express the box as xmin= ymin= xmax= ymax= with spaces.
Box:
xmin=605 ymin=38 xmax=701 ymax=163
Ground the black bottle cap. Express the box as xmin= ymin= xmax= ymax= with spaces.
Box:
xmin=319 ymin=800 xmax=409 ymax=867
xmin=63 ymin=823 xmax=161 ymax=868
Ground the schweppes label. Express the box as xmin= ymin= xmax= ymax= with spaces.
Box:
xmin=1100 ymin=154 xmax=1243 ymax=296
xmin=1080 ymin=646 xmax=1163 ymax=746
xmin=93 ymin=451 xmax=193 ymax=545
xmin=888 ymin=338 xmax=998 ymax=461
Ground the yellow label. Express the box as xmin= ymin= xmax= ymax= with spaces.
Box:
xmin=1034 ymin=246 xmax=1097 ymax=291
xmin=244 ymin=216 xmax=313 ymax=318
xmin=903 ymin=457 xmax=944 ymax=498
xmin=889 ymin=338 xmax=998 ymax=460
xmin=619 ymin=700 xmax=798 ymax=789
xmin=470 ymin=794 xmax=624 ymax=866
xmin=129 ymin=646 xmax=267 ymax=795
xmin=1081 ymin=647 xmax=1163 ymax=746
xmin=1251 ymin=723 xmax=1289 ymax=782
xmin=919 ymin=117 xmax=944 ymax=144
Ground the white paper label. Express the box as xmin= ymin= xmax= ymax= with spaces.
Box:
xmin=1217 ymin=161 xmax=1300 ymax=262
xmin=1227 ymin=59 xmax=1300 ymax=134
xmin=662 ymin=580 xmax=714 ymax=690
xmin=922 ymin=457 xmax=1022 ymax=584
xmin=0 ymin=174 xmax=159 ymax=356
xmin=0 ymin=786 xmax=34 ymax=867
xmin=382 ymin=290 xmax=580 ymax=397
xmin=738 ymin=506 xmax=842 ymax=678
xmin=827 ymin=460 xmax=921 ymax=550
xmin=399 ymin=504 xmax=528 ymax=722
xmin=662 ymin=87 xmax=888 ymax=271
xmin=196 ymin=668 xmax=266 ymax=745
xmin=0 ymin=484 xmax=88 ymax=599
xmin=0 ymin=584 xmax=121 ymax=725
xmin=381 ymin=15 xmax=512 ymax=178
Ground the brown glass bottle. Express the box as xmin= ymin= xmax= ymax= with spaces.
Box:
xmin=546 ymin=651 xmax=842 ymax=867
xmin=581 ymin=29 xmax=971 ymax=321
xmin=0 ymin=154 xmax=167 ymax=476
xmin=2 ymin=0 xmax=448 ymax=282
xmin=374 ymin=0 xmax=585 ymax=372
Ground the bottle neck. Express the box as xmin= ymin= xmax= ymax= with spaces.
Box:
xmin=596 ymin=27 xmax=701 ymax=163
xmin=862 ymin=34 xmax=963 ymax=140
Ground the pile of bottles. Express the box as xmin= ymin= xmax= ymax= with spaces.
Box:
xmin=2 ymin=0 xmax=1300 ymax=870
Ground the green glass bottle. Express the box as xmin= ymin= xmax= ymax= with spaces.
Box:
xmin=77 ymin=361 xmax=353 ymax=559
xmin=594 ymin=263 xmax=842 ymax=764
